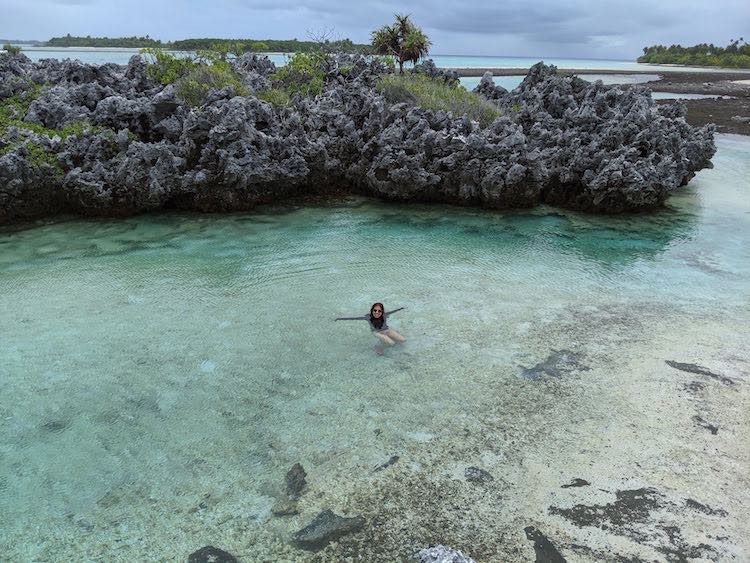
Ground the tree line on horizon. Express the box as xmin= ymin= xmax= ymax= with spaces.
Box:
xmin=638 ymin=39 xmax=750 ymax=68
xmin=45 ymin=34 xmax=371 ymax=54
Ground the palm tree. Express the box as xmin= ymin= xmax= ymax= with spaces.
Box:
xmin=371 ymin=14 xmax=431 ymax=74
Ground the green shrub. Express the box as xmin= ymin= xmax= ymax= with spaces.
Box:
xmin=139 ymin=48 xmax=198 ymax=84
xmin=257 ymin=89 xmax=291 ymax=108
xmin=140 ymin=48 xmax=248 ymax=105
xmin=174 ymin=62 xmax=247 ymax=106
xmin=3 ymin=43 xmax=22 ymax=55
xmin=271 ymin=52 xmax=327 ymax=97
xmin=376 ymin=74 xmax=501 ymax=127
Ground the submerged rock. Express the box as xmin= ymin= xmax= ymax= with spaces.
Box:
xmin=0 ymin=52 xmax=716 ymax=224
xmin=285 ymin=462 xmax=307 ymax=499
xmin=523 ymin=527 xmax=566 ymax=562
xmin=271 ymin=497 xmax=299 ymax=516
xmin=292 ymin=509 xmax=365 ymax=550
xmin=187 ymin=545 xmax=238 ymax=563
xmin=464 ymin=466 xmax=494 ymax=484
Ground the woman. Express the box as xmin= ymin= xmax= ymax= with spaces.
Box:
xmin=335 ymin=303 xmax=406 ymax=348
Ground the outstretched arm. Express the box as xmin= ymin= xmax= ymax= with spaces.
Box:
xmin=335 ymin=315 xmax=369 ymax=321
xmin=384 ymin=307 xmax=405 ymax=318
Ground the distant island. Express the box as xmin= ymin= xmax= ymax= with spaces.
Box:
xmin=43 ymin=34 xmax=372 ymax=53
xmin=638 ymin=39 xmax=750 ymax=68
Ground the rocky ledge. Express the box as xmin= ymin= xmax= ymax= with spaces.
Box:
xmin=0 ymin=52 xmax=716 ymax=225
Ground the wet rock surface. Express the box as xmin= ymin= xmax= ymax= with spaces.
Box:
xmin=187 ymin=545 xmax=238 ymax=563
xmin=548 ymin=487 xmax=727 ymax=560
xmin=523 ymin=526 xmax=567 ymax=562
xmin=561 ymin=478 xmax=589 ymax=488
xmin=373 ymin=455 xmax=400 ymax=472
xmin=0 ymin=52 xmax=716 ymax=225
xmin=464 ymin=466 xmax=494 ymax=485
xmin=285 ymin=462 xmax=307 ymax=499
xmin=665 ymin=360 xmax=736 ymax=385
xmin=292 ymin=509 xmax=366 ymax=550
xmin=521 ymin=349 xmax=590 ymax=380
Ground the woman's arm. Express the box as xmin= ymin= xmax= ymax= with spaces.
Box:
xmin=335 ymin=315 xmax=369 ymax=321
xmin=384 ymin=307 xmax=405 ymax=317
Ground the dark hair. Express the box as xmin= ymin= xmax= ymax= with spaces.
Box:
xmin=369 ymin=302 xmax=385 ymax=330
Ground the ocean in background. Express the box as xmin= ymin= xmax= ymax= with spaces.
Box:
xmin=9 ymin=45 xmax=750 ymax=74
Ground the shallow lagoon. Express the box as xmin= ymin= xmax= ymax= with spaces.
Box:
xmin=1 ymin=135 xmax=749 ymax=561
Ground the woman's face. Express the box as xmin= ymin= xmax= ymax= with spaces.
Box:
xmin=371 ymin=305 xmax=383 ymax=317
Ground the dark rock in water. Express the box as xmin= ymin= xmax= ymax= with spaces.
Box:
xmin=285 ymin=463 xmax=307 ymax=499
xmin=41 ymin=420 xmax=69 ymax=432
xmin=413 ymin=545 xmax=476 ymax=562
xmin=561 ymin=478 xmax=590 ymax=488
xmin=684 ymin=381 xmax=706 ymax=393
xmin=550 ymin=488 xmax=722 ymax=560
xmin=550 ymin=487 xmax=663 ymax=528
xmin=684 ymin=498 xmax=728 ymax=517
xmin=665 ymin=360 xmax=735 ymax=385
xmin=271 ymin=497 xmax=299 ymax=516
xmin=464 ymin=466 xmax=494 ymax=485
xmin=187 ymin=545 xmax=238 ymax=563
xmin=522 ymin=350 xmax=589 ymax=380
xmin=693 ymin=415 xmax=719 ymax=434
xmin=524 ymin=526 xmax=567 ymax=562
xmin=373 ymin=455 xmax=399 ymax=472
xmin=293 ymin=509 xmax=365 ymax=550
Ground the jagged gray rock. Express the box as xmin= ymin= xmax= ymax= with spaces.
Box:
xmin=473 ymin=71 xmax=508 ymax=100
xmin=0 ymin=52 xmax=716 ymax=225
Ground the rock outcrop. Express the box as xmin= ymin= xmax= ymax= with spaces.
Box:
xmin=0 ymin=52 xmax=716 ymax=225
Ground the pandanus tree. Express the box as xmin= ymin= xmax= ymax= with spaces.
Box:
xmin=371 ymin=14 xmax=431 ymax=74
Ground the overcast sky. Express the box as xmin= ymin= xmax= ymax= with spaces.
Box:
xmin=2 ymin=0 xmax=749 ymax=60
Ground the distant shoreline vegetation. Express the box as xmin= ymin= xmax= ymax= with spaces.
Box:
xmin=638 ymin=39 xmax=750 ymax=68
xmin=43 ymin=34 xmax=372 ymax=54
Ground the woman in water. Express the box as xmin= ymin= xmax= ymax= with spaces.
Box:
xmin=335 ymin=303 xmax=406 ymax=348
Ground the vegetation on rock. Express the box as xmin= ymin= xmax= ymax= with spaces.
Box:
xmin=371 ymin=14 xmax=431 ymax=74
xmin=377 ymin=74 xmax=501 ymax=127
xmin=270 ymin=52 xmax=327 ymax=98
xmin=2 ymin=43 xmax=22 ymax=55
xmin=140 ymin=48 xmax=247 ymax=105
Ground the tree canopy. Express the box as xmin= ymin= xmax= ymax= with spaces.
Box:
xmin=371 ymin=14 xmax=431 ymax=74
xmin=638 ymin=39 xmax=750 ymax=68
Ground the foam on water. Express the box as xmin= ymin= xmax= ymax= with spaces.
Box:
xmin=1 ymin=136 xmax=749 ymax=560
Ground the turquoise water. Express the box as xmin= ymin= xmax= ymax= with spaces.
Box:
xmin=1 ymin=135 xmax=749 ymax=560
xmin=11 ymin=46 xmax=750 ymax=74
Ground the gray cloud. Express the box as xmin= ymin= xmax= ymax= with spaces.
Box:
xmin=1 ymin=0 xmax=748 ymax=59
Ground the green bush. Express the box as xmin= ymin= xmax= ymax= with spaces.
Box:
xmin=3 ymin=43 xmax=22 ymax=55
xmin=271 ymin=52 xmax=327 ymax=97
xmin=376 ymin=74 xmax=501 ymax=127
xmin=257 ymin=89 xmax=291 ymax=108
xmin=140 ymin=48 xmax=248 ymax=105
xmin=139 ymin=48 xmax=198 ymax=84
xmin=174 ymin=62 xmax=247 ymax=106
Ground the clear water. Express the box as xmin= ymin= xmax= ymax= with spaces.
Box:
xmin=1 ymin=135 xmax=749 ymax=561
xmin=11 ymin=46 xmax=750 ymax=74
